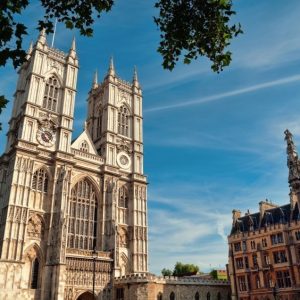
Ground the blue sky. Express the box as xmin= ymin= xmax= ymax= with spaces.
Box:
xmin=1 ymin=0 xmax=300 ymax=274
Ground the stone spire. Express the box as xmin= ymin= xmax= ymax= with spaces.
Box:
xmin=285 ymin=129 xmax=300 ymax=189
xmin=37 ymin=28 xmax=47 ymax=45
xmin=68 ymin=36 xmax=76 ymax=58
xmin=108 ymin=56 xmax=115 ymax=76
xmin=132 ymin=66 xmax=139 ymax=88
xmin=92 ymin=70 xmax=98 ymax=89
xmin=25 ymin=41 xmax=33 ymax=60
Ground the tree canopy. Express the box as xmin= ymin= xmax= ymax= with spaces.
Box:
xmin=161 ymin=262 xmax=200 ymax=277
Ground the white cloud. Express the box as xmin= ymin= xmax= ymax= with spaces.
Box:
xmin=145 ymin=74 xmax=300 ymax=113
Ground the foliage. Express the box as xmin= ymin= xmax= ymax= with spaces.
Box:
xmin=173 ymin=262 xmax=199 ymax=276
xmin=0 ymin=95 xmax=9 ymax=131
xmin=154 ymin=0 xmax=243 ymax=72
xmin=162 ymin=262 xmax=200 ymax=277
xmin=161 ymin=268 xmax=173 ymax=276
xmin=0 ymin=0 xmax=114 ymax=69
xmin=210 ymin=269 xmax=218 ymax=279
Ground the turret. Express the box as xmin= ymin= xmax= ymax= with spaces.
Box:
xmin=92 ymin=70 xmax=98 ymax=89
xmin=132 ymin=66 xmax=139 ymax=88
xmin=68 ymin=36 xmax=76 ymax=59
xmin=107 ymin=57 xmax=115 ymax=77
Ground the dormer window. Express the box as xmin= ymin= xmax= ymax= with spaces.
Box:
xmin=43 ymin=76 xmax=59 ymax=112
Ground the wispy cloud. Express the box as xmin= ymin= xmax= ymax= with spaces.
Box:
xmin=145 ymin=74 xmax=300 ymax=113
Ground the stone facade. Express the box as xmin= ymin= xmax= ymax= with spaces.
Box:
xmin=228 ymin=130 xmax=300 ymax=300
xmin=0 ymin=30 xmax=147 ymax=300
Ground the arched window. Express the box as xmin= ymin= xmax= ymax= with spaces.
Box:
xmin=67 ymin=179 xmax=98 ymax=250
xmin=207 ymin=292 xmax=210 ymax=300
xmin=97 ymin=111 xmax=102 ymax=138
xmin=195 ymin=292 xmax=200 ymax=300
xmin=80 ymin=141 xmax=89 ymax=153
xmin=118 ymin=105 xmax=130 ymax=137
xmin=170 ymin=292 xmax=175 ymax=300
xmin=217 ymin=292 xmax=221 ymax=300
xmin=30 ymin=258 xmax=39 ymax=289
xmin=118 ymin=186 xmax=128 ymax=208
xmin=32 ymin=168 xmax=49 ymax=193
xmin=256 ymin=275 xmax=260 ymax=288
xmin=43 ymin=76 xmax=59 ymax=112
xmin=157 ymin=292 xmax=163 ymax=300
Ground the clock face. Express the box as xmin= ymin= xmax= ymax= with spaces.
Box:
xmin=37 ymin=128 xmax=56 ymax=147
xmin=117 ymin=152 xmax=131 ymax=169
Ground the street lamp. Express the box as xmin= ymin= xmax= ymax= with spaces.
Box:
xmin=272 ymin=284 xmax=278 ymax=300
xmin=92 ymin=247 xmax=97 ymax=300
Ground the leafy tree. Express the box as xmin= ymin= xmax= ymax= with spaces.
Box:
xmin=210 ymin=269 xmax=218 ymax=279
xmin=0 ymin=0 xmax=242 ymax=130
xmin=161 ymin=262 xmax=200 ymax=277
xmin=173 ymin=262 xmax=199 ymax=276
xmin=161 ymin=268 xmax=173 ymax=276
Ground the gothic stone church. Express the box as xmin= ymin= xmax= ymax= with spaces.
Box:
xmin=0 ymin=30 xmax=147 ymax=299
xmin=0 ymin=32 xmax=230 ymax=300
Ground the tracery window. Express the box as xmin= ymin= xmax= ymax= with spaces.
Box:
xmin=30 ymin=258 xmax=39 ymax=289
xmin=43 ymin=76 xmax=59 ymax=112
xmin=207 ymin=292 xmax=211 ymax=300
xmin=157 ymin=292 xmax=163 ymax=300
xmin=217 ymin=292 xmax=221 ymax=300
xmin=118 ymin=105 xmax=130 ymax=137
xmin=118 ymin=186 xmax=128 ymax=208
xmin=32 ymin=168 xmax=49 ymax=193
xmin=195 ymin=292 xmax=200 ymax=300
xmin=67 ymin=179 xmax=98 ymax=250
xmin=118 ymin=186 xmax=128 ymax=224
xmin=80 ymin=141 xmax=89 ymax=152
xmin=97 ymin=111 xmax=102 ymax=138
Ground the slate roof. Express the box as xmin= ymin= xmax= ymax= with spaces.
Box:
xmin=230 ymin=203 xmax=300 ymax=235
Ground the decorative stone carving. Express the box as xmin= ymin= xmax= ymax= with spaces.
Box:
xmin=27 ymin=214 xmax=43 ymax=238
xmin=116 ymin=138 xmax=132 ymax=154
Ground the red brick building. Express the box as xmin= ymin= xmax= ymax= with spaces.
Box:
xmin=228 ymin=130 xmax=300 ymax=300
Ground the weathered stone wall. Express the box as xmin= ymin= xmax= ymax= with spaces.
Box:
xmin=113 ymin=274 xmax=231 ymax=300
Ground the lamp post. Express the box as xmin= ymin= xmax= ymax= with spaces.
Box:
xmin=92 ymin=247 xmax=97 ymax=300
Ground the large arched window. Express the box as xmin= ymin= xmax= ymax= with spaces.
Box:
xmin=207 ymin=292 xmax=210 ymax=300
xmin=43 ymin=76 xmax=59 ymax=112
xmin=30 ymin=258 xmax=39 ymax=289
xmin=32 ymin=168 xmax=49 ymax=193
xmin=118 ymin=105 xmax=130 ymax=137
xmin=67 ymin=179 xmax=98 ymax=250
xmin=157 ymin=292 xmax=163 ymax=300
xmin=170 ymin=292 xmax=175 ymax=300
xmin=217 ymin=292 xmax=221 ymax=300
xmin=195 ymin=292 xmax=200 ymax=300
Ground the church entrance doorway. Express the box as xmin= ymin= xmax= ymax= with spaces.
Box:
xmin=77 ymin=291 xmax=95 ymax=300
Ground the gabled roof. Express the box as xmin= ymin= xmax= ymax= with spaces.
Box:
xmin=230 ymin=203 xmax=298 ymax=235
xmin=71 ymin=129 xmax=98 ymax=155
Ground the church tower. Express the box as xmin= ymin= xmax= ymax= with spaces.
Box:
xmin=86 ymin=59 xmax=148 ymax=276
xmin=0 ymin=30 xmax=148 ymax=300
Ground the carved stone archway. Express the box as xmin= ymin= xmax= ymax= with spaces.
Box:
xmin=76 ymin=291 xmax=94 ymax=300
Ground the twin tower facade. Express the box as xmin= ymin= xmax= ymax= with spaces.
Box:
xmin=0 ymin=31 xmax=148 ymax=299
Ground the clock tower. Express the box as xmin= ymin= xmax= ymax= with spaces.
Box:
xmin=5 ymin=29 xmax=78 ymax=154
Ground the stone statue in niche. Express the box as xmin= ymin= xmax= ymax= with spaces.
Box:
xmin=27 ymin=214 xmax=43 ymax=238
